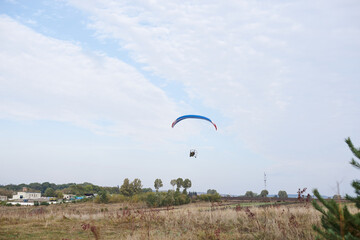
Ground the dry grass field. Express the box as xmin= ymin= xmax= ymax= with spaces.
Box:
xmin=0 ymin=201 xmax=330 ymax=239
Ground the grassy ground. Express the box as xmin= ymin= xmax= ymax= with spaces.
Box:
xmin=0 ymin=201 xmax=326 ymax=239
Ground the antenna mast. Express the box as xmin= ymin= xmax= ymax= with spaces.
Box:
xmin=264 ymin=172 xmax=267 ymax=190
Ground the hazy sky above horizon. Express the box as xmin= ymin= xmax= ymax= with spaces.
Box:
xmin=1 ymin=0 xmax=359 ymax=196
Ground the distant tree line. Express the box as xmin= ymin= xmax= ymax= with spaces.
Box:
xmin=95 ymin=177 xmax=196 ymax=206
xmin=0 ymin=177 xmax=225 ymax=207
xmin=239 ymin=190 xmax=288 ymax=198
xmin=0 ymin=177 xmax=203 ymax=206
xmin=1 ymin=181 xmax=291 ymax=200
xmin=0 ymin=182 xmax=120 ymax=198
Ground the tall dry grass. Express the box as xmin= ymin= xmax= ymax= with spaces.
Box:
xmin=0 ymin=201 xmax=351 ymax=239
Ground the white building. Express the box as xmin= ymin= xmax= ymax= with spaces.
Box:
xmin=0 ymin=195 xmax=7 ymax=201
xmin=12 ymin=192 xmax=41 ymax=200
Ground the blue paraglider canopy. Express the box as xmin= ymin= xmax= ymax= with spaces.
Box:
xmin=171 ymin=115 xmax=217 ymax=130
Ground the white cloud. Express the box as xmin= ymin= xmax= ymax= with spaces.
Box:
xmin=67 ymin=0 xmax=360 ymax=148
xmin=65 ymin=0 xmax=360 ymax=193
xmin=0 ymin=15 xmax=179 ymax=142
xmin=67 ymin=0 xmax=294 ymax=122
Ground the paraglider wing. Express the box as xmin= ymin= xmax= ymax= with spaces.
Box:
xmin=171 ymin=115 xmax=217 ymax=130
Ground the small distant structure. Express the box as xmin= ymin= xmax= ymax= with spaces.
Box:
xmin=84 ymin=193 xmax=95 ymax=198
xmin=63 ymin=194 xmax=76 ymax=200
xmin=0 ymin=195 xmax=7 ymax=201
xmin=12 ymin=192 xmax=41 ymax=200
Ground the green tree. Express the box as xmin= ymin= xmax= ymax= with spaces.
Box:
xmin=345 ymin=138 xmax=360 ymax=208
xmin=207 ymin=189 xmax=218 ymax=195
xmin=44 ymin=187 xmax=55 ymax=197
xmin=260 ymin=190 xmax=269 ymax=197
xmin=278 ymin=190 xmax=288 ymax=198
xmin=245 ymin=191 xmax=256 ymax=197
xmin=28 ymin=182 xmax=42 ymax=192
xmin=41 ymin=182 xmax=52 ymax=194
xmin=164 ymin=190 xmax=175 ymax=206
xmin=120 ymin=178 xmax=142 ymax=196
xmin=92 ymin=184 xmax=102 ymax=194
xmin=120 ymin=178 xmax=133 ymax=196
xmin=176 ymin=178 xmax=183 ymax=192
xmin=54 ymin=190 xmax=63 ymax=199
xmin=131 ymin=178 xmax=142 ymax=195
xmin=0 ymin=188 xmax=13 ymax=198
xmin=199 ymin=193 xmax=221 ymax=202
xmin=154 ymin=179 xmax=163 ymax=192
xmin=312 ymin=137 xmax=360 ymax=239
xmin=99 ymin=191 xmax=109 ymax=203
xmin=182 ymin=179 xmax=192 ymax=194
xmin=84 ymin=184 xmax=94 ymax=194
xmin=69 ymin=184 xmax=85 ymax=195
xmin=170 ymin=179 xmax=177 ymax=190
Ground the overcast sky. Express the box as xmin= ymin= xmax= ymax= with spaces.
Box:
xmin=1 ymin=0 xmax=359 ymax=196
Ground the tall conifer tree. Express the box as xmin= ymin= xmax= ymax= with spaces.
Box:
xmin=345 ymin=138 xmax=360 ymax=209
xmin=312 ymin=137 xmax=360 ymax=239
